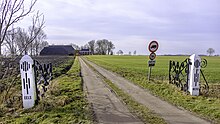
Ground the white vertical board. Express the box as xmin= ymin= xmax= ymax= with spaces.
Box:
xmin=188 ymin=54 xmax=201 ymax=96
xmin=20 ymin=55 xmax=36 ymax=109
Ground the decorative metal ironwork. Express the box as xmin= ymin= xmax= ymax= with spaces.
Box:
xmin=169 ymin=59 xmax=189 ymax=91
xmin=169 ymin=58 xmax=209 ymax=95
xmin=200 ymin=58 xmax=209 ymax=95
xmin=201 ymin=58 xmax=208 ymax=68
xmin=34 ymin=60 xmax=52 ymax=100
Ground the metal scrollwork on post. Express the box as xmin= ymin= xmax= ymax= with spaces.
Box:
xmin=169 ymin=57 xmax=209 ymax=95
xmin=201 ymin=58 xmax=207 ymax=68
xmin=200 ymin=58 xmax=209 ymax=95
xmin=34 ymin=60 xmax=52 ymax=100
xmin=169 ymin=59 xmax=189 ymax=91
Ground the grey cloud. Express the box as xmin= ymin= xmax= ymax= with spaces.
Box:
xmin=31 ymin=0 xmax=220 ymax=55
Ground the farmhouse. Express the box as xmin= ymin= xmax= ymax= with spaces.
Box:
xmin=79 ymin=49 xmax=92 ymax=55
xmin=40 ymin=45 xmax=75 ymax=56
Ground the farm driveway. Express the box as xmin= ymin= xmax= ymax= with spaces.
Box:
xmin=79 ymin=58 xmax=143 ymax=124
xmin=82 ymin=58 xmax=211 ymax=124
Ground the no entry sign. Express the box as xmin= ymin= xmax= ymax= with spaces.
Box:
xmin=149 ymin=52 xmax=156 ymax=60
xmin=148 ymin=41 xmax=159 ymax=53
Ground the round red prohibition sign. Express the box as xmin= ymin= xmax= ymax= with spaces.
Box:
xmin=148 ymin=41 xmax=159 ymax=53
xmin=149 ymin=52 xmax=156 ymax=60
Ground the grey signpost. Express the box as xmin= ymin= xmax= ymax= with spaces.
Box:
xmin=148 ymin=41 xmax=159 ymax=81
xmin=20 ymin=55 xmax=37 ymax=109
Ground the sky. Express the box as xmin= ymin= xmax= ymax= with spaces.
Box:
xmin=19 ymin=0 xmax=220 ymax=55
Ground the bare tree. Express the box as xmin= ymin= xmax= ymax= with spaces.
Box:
xmin=94 ymin=39 xmax=115 ymax=55
xmin=81 ymin=44 xmax=89 ymax=49
xmin=96 ymin=39 xmax=107 ymax=55
xmin=3 ymin=26 xmax=17 ymax=56
xmin=32 ymin=28 xmax=47 ymax=55
xmin=38 ymin=40 xmax=48 ymax=52
xmin=0 ymin=0 xmax=37 ymax=55
xmin=207 ymin=48 xmax=215 ymax=56
xmin=100 ymin=39 xmax=108 ymax=55
xmin=28 ymin=11 xmax=45 ymax=55
xmin=16 ymin=27 xmax=29 ymax=54
xmin=107 ymin=41 xmax=115 ymax=55
xmin=16 ymin=12 xmax=45 ymax=55
xmin=133 ymin=50 xmax=136 ymax=55
xmin=71 ymin=43 xmax=80 ymax=50
xmin=88 ymin=40 xmax=95 ymax=55
xmin=95 ymin=40 xmax=102 ymax=54
xmin=117 ymin=50 xmax=123 ymax=55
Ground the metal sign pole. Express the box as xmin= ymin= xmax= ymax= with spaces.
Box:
xmin=148 ymin=66 xmax=152 ymax=81
xmin=147 ymin=40 xmax=159 ymax=82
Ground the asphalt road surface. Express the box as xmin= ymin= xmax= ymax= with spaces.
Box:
xmin=81 ymin=57 xmax=211 ymax=124
xmin=79 ymin=58 xmax=143 ymax=124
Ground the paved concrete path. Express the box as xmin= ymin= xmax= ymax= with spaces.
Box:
xmin=83 ymin=58 xmax=211 ymax=124
xmin=79 ymin=58 xmax=143 ymax=124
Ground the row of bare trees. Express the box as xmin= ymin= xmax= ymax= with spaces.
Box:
xmin=86 ymin=39 xmax=115 ymax=55
xmin=0 ymin=0 xmax=47 ymax=56
xmin=3 ymin=24 xmax=48 ymax=56
xmin=72 ymin=39 xmax=115 ymax=55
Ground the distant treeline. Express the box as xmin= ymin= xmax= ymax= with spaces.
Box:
xmin=72 ymin=39 xmax=115 ymax=55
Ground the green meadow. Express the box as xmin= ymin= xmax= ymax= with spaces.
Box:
xmin=86 ymin=55 xmax=220 ymax=123
xmin=87 ymin=55 xmax=220 ymax=84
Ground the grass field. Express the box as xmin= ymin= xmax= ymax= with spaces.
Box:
xmin=86 ymin=55 xmax=220 ymax=123
xmin=87 ymin=55 xmax=220 ymax=84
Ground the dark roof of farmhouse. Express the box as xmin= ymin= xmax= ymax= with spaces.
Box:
xmin=40 ymin=45 xmax=75 ymax=55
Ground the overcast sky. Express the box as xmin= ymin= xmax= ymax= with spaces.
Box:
xmin=20 ymin=0 xmax=220 ymax=55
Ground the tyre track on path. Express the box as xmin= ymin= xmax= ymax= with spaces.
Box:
xmin=79 ymin=58 xmax=143 ymax=124
xmin=83 ymin=58 xmax=211 ymax=124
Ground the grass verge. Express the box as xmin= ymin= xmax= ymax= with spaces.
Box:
xmin=0 ymin=57 xmax=93 ymax=124
xmin=83 ymin=58 xmax=166 ymax=124
xmin=0 ymin=56 xmax=75 ymax=119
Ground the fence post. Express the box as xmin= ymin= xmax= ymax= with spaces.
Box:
xmin=20 ymin=55 xmax=37 ymax=109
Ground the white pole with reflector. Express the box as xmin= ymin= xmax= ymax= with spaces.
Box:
xmin=20 ymin=55 xmax=37 ymax=109
xmin=188 ymin=54 xmax=201 ymax=96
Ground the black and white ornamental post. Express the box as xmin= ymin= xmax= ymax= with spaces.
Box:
xmin=188 ymin=54 xmax=201 ymax=96
xmin=148 ymin=41 xmax=159 ymax=81
xmin=20 ymin=55 xmax=37 ymax=109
